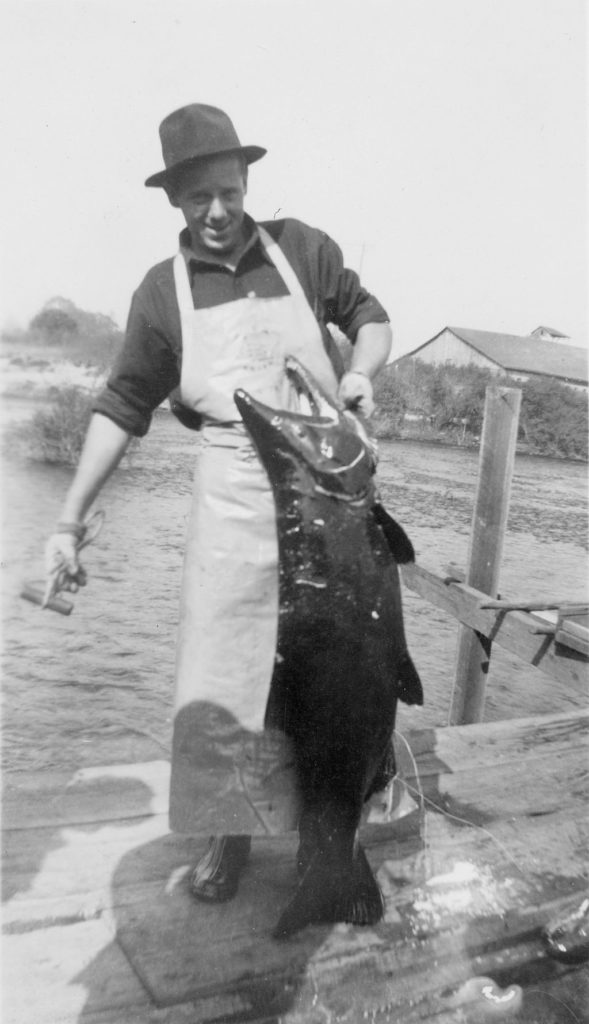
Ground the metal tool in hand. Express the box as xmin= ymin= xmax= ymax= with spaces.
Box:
xmin=42 ymin=510 xmax=105 ymax=606
xmin=21 ymin=511 xmax=105 ymax=615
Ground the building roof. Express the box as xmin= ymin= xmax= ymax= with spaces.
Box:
xmin=408 ymin=327 xmax=588 ymax=385
xmin=531 ymin=325 xmax=570 ymax=339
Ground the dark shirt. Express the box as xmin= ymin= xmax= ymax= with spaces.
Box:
xmin=93 ymin=215 xmax=390 ymax=436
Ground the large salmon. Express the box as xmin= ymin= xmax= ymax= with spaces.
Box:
xmin=234 ymin=359 xmax=423 ymax=938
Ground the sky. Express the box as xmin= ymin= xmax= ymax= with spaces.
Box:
xmin=1 ymin=0 xmax=587 ymax=358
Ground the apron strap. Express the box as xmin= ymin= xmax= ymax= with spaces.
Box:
xmin=257 ymin=226 xmax=306 ymax=299
xmin=173 ymin=252 xmax=195 ymax=319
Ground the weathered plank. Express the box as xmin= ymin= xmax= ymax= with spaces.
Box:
xmin=4 ymin=803 xmax=586 ymax=939
xmin=402 ymin=563 xmax=589 ymax=692
xmin=556 ymin=610 xmax=589 ymax=657
xmin=5 ymin=712 xmax=586 ymax=831
xmin=7 ymin=893 xmax=587 ymax=1024
xmin=2 ymin=760 xmax=171 ymax=830
xmin=4 ymin=712 xmax=587 ymax=925
xmin=449 ymin=385 xmax=521 ymax=724
xmin=3 ymin=712 xmax=588 ymax=1024
xmin=110 ymin=861 xmax=587 ymax=1007
xmin=40 ymin=965 xmax=588 ymax=1024
xmin=94 ymin=879 xmax=589 ymax=1023
xmin=403 ymin=708 xmax=589 ymax=776
xmin=2 ymin=919 xmax=151 ymax=1024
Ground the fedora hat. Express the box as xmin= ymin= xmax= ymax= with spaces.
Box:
xmin=145 ymin=103 xmax=266 ymax=188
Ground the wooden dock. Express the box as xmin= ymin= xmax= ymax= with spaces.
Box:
xmin=4 ymin=384 xmax=588 ymax=1022
xmin=3 ymin=709 xmax=588 ymax=1023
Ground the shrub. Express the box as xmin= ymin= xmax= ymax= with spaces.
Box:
xmin=372 ymin=369 xmax=408 ymax=436
xmin=374 ymin=359 xmax=586 ymax=458
xmin=8 ymin=387 xmax=139 ymax=466
xmin=22 ymin=387 xmax=95 ymax=465
xmin=518 ymin=377 xmax=588 ymax=459
xmin=375 ymin=359 xmax=493 ymax=438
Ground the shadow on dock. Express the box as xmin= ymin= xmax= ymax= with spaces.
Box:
xmin=78 ymin=832 xmax=336 ymax=1022
xmin=3 ymin=769 xmax=349 ymax=1022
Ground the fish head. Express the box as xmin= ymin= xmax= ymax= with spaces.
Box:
xmin=234 ymin=358 xmax=376 ymax=500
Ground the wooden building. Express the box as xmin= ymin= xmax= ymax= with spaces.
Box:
xmin=400 ymin=327 xmax=588 ymax=390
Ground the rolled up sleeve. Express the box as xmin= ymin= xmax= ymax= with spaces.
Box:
xmin=92 ymin=291 xmax=180 ymax=437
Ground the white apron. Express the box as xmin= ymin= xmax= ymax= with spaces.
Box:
xmin=169 ymin=228 xmax=339 ymax=834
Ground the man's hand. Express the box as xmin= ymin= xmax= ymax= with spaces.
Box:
xmin=338 ymin=370 xmax=375 ymax=418
xmin=44 ymin=531 xmax=87 ymax=597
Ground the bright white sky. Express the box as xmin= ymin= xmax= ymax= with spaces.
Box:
xmin=1 ymin=0 xmax=586 ymax=357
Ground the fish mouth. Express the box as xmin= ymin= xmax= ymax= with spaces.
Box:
xmin=283 ymin=357 xmax=340 ymax=423
xmin=234 ymin=356 xmax=341 ymax=429
xmin=283 ymin=357 xmax=377 ymax=477
xmin=234 ymin=358 xmax=376 ymax=496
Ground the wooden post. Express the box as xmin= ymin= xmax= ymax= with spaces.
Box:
xmin=448 ymin=385 xmax=522 ymax=725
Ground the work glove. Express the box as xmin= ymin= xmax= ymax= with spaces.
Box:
xmin=338 ymin=370 xmax=375 ymax=418
xmin=44 ymin=528 xmax=88 ymax=595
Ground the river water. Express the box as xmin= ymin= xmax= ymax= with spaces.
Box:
xmin=2 ymin=407 xmax=587 ymax=774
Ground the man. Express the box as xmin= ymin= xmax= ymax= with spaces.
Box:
xmin=46 ymin=104 xmax=392 ymax=903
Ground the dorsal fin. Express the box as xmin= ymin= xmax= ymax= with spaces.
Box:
xmin=372 ymin=502 xmax=415 ymax=564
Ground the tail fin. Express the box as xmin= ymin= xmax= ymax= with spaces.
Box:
xmin=273 ymin=842 xmax=384 ymax=940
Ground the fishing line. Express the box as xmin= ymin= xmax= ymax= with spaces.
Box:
xmin=393 ymin=728 xmax=529 ymax=880
xmin=393 ymin=724 xmax=426 ymax=819
xmin=392 ymin=728 xmax=425 ymax=815
xmin=392 ymin=728 xmax=429 ymax=878
xmin=403 ymin=780 xmax=531 ymax=880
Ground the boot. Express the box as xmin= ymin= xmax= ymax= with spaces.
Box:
xmin=190 ymin=835 xmax=251 ymax=903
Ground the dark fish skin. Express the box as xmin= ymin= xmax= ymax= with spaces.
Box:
xmin=234 ymin=359 xmax=422 ymax=939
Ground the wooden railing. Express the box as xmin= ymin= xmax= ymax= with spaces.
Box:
xmin=399 ymin=385 xmax=588 ymax=724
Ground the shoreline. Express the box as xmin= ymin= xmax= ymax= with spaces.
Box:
xmin=1 ymin=349 xmax=587 ymax=464
xmin=376 ymin=424 xmax=588 ymax=464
